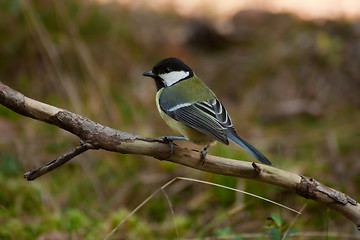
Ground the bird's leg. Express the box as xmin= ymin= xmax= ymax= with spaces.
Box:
xmin=200 ymin=145 xmax=210 ymax=165
xmin=156 ymin=136 xmax=187 ymax=158
xmin=163 ymin=136 xmax=187 ymax=141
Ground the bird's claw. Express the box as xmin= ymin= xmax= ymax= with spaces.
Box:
xmin=156 ymin=136 xmax=186 ymax=159
xmin=200 ymin=145 xmax=210 ymax=165
xmin=166 ymin=137 xmax=175 ymax=159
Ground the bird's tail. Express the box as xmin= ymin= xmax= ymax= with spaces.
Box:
xmin=226 ymin=129 xmax=271 ymax=165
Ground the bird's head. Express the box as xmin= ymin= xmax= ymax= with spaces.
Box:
xmin=143 ymin=58 xmax=194 ymax=89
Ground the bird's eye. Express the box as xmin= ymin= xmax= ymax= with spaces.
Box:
xmin=165 ymin=67 xmax=171 ymax=73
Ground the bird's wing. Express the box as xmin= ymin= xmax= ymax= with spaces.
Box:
xmin=160 ymin=98 xmax=234 ymax=144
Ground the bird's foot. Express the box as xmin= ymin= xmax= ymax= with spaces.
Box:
xmin=156 ymin=136 xmax=187 ymax=159
xmin=200 ymin=145 xmax=210 ymax=165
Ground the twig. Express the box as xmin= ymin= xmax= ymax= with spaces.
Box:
xmin=24 ymin=141 xmax=94 ymax=181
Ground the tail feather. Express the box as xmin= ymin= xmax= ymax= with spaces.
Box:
xmin=226 ymin=129 xmax=271 ymax=165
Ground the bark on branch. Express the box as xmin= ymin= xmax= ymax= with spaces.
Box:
xmin=0 ymin=81 xmax=359 ymax=229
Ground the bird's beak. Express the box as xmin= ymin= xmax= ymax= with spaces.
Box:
xmin=143 ymin=70 xmax=156 ymax=77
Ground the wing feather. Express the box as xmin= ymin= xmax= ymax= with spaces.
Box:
xmin=161 ymin=97 xmax=234 ymax=144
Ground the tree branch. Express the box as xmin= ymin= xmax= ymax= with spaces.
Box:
xmin=23 ymin=141 xmax=94 ymax=180
xmin=0 ymin=81 xmax=359 ymax=229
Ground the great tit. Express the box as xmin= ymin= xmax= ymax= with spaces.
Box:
xmin=143 ymin=57 xmax=271 ymax=165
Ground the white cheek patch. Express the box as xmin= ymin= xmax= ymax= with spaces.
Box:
xmin=159 ymin=71 xmax=189 ymax=87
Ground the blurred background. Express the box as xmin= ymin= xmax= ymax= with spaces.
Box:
xmin=0 ymin=0 xmax=359 ymax=239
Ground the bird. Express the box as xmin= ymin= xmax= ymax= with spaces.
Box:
xmin=143 ymin=57 xmax=271 ymax=165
